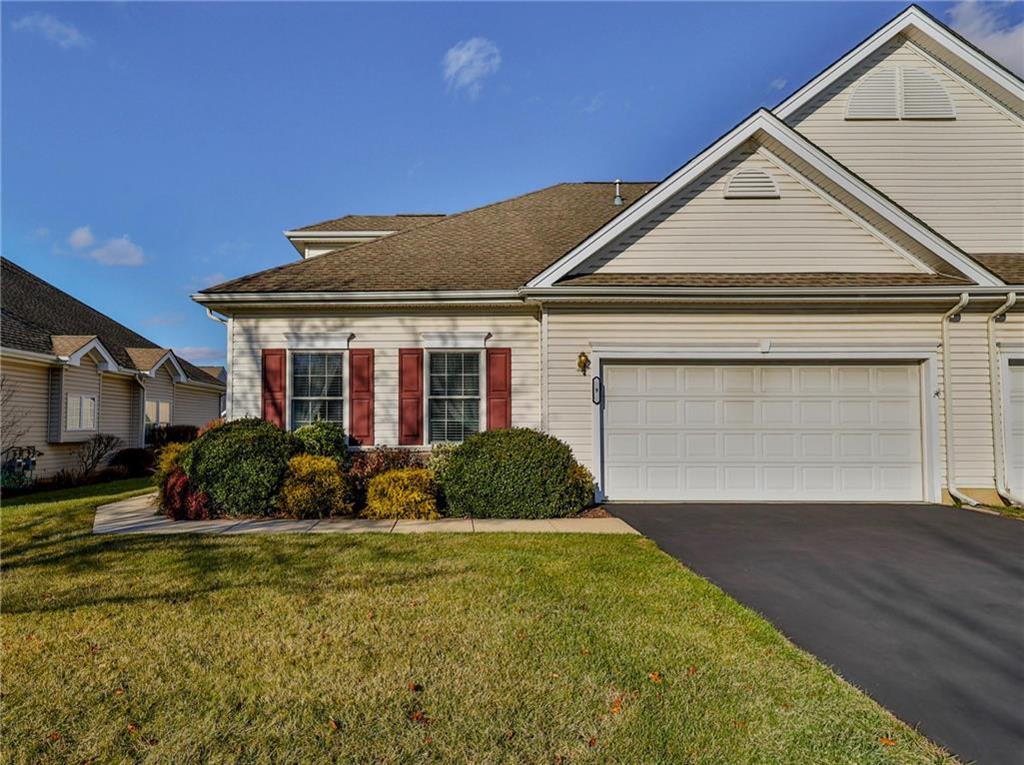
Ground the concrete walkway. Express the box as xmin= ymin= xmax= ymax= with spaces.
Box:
xmin=93 ymin=493 xmax=639 ymax=535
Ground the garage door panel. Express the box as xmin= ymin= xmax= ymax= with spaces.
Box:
xmin=603 ymin=362 xmax=924 ymax=501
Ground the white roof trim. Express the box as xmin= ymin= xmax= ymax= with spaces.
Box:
xmin=146 ymin=351 xmax=188 ymax=383
xmin=284 ymin=230 xmax=398 ymax=240
xmin=774 ymin=5 xmax=1024 ymax=120
xmin=419 ymin=331 xmax=491 ymax=349
xmin=526 ymin=110 xmax=1002 ymax=288
xmin=62 ymin=337 xmax=117 ymax=371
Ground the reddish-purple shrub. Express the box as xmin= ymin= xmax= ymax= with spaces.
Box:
xmin=162 ymin=467 xmax=214 ymax=520
xmin=348 ymin=447 xmax=427 ymax=509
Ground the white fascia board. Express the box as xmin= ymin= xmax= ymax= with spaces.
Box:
xmin=774 ymin=6 xmax=1024 ymax=120
xmin=192 ymin=289 xmax=521 ymax=305
xmin=284 ymin=230 xmax=397 ymax=239
xmin=146 ymin=351 xmax=188 ymax=383
xmin=527 ymin=110 xmax=1002 ymax=288
xmin=64 ymin=337 xmax=117 ymax=371
xmin=0 ymin=346 xmax=60 ymax=364
xmin=522 ymin=287 xmax=1019 ymax=301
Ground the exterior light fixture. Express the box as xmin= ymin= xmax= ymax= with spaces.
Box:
xmin=577 ymin=351 xmax=590 ymax=375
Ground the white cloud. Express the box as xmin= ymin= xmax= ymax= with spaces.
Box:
xmin=88 ymin=235 xmax=144 ymax=266
xmin=68 ymin=225 xmax=95 ymax=250
xmin=442 ymin=37 xmax=501 ymax=98
xmin=769 ymin=78 xmax=788 ymax=91
xmin=174 ymin=346 xmax=225 ymax=363
xmin=947 ymin=1 xmax=1024 ymax=75
xmin=11 ymin=13 xmax=91 ymax=50
xmin=582 ymin=93 xmax=606 ymax=115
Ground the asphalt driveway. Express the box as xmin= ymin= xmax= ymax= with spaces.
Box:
xmin=610 ymin=502 xmax=1024 ymax=765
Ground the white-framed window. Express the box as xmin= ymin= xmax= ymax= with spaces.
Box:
xmin=290 ymin=351 xmax=344 ymax=430
xmin=427 ymin=351 xmax=481 ymax=443
xmin=66 ymin=394 xmax=97 ymax=431
xmin=145 ymin=399 xmax=172 ymax=443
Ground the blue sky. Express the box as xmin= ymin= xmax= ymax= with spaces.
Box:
xmin=4 ymin=1 xmax=1022 ymax=366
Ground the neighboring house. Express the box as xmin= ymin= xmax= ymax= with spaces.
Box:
xmin=1 ymin=258 xmax=226 ymax=478
xmin=195 ymin=6 xmax=1024 ymax=507
xmin=199 ymin=366 xmax=228 ymax=415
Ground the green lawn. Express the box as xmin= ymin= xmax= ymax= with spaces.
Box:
xmin=2 ymin=480 xmax=954 ymax=764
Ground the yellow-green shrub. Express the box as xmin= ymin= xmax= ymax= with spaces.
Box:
xmin=155 ymin=442 xmax=189 ymax=502
xmin=279 ymin=454 xmax=353 ymax=519
xmin=364 ymin=468 xmax=439 ymax=520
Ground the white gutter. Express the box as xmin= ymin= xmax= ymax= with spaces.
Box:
xmin=940 ymin=293 xmax=981 ymax=507
xmin=192 ymin=290 xmax=521 ymax=305
xmin=987 ymin=293 xmax=1023 ymax=507
xmin=283 ymin=230 xmax=398 ymax=239
xmin=205 ymin=307 xmax=228 ymax=325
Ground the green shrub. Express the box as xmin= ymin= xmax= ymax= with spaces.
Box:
xmin=349 ymin=446 xmax=427 ymax=510
xmin=294 ymin=420 xmax=350 ymax=469
xmin=364 ymin=468 xmax=439 ymax=520
xmin=427 ymin=442 xmax=458 ymax=510
xmin=180 ymin=418 xmax=301 ymax=517
xmin=279 ymin=454 xmax=353 ymax=519
xmin=442 ymin=429 xmax=594 ymax=519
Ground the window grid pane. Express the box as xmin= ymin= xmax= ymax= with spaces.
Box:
xmin=290 ymin=352 xmax=344 ymax=431
xmin=428 ymin=352 xmax=480 ymax=443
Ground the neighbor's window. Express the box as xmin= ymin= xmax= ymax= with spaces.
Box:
xmin=145 ymin=399 xmax=171 ymax=443
xmin=66 ymin=394 xmax=97 ymax=431
xmin=428 ymin=351 xmax=480 ymax=443
xmin=291 ymin=352 xmax=343 ymax=429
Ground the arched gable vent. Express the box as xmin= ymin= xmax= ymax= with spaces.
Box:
xmin=846 ymin=66 xmax=956 ymax=120
xmin=723 ymin=168 xmax=780 ymax=199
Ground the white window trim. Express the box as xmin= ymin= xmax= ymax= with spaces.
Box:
xmin=424 ymin=348 xmax=487 ymax=444
xmin=587 ymin=342 xmax=941 ymax=504
xmin=286 ymin=349 xmax=346 ymax=433
xmin=998 ymin=349 xmax=1024 ymax=496
xmin=66 ymin=394 xmax=98 ymax=432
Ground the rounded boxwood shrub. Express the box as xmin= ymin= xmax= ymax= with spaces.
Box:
xmin=279 ymin=454 xmax=353 ymax=519
xmin=180 ymin=418 xmax=301 ymax=517
xmin=364 ymin=468 xmax=439 ymax=520
xmin=294 ymin=420 xmax=350 ymax=469
xmin=442 ymin=429 xmax=594 ymax=519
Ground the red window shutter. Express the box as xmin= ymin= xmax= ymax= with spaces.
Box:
xmin=261 ymin=349 xmax=286 ymax=428
xmin=398 ymin=348 xmax=423 ymax=445
xmin=349 ymin=349 xmax=374 ymax=446
xmin=486 ymin=348 xmax=512 ymax=430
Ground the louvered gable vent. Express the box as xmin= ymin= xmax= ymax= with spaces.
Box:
xmin=724 ymin=168 xmax=779 ymax=199
xmin=846 ymin=68 xmax=900 ymax=119
xmin=901 ymin=67 xmax=956 ymax=118
xmin=846 ymin=66 xmax=955 ymax=120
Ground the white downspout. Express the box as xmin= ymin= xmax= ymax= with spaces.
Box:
xmin=941 ymin=293 xmax=980 ymax=507
xmin=987 ymin=293 xmax=1023 ymax=507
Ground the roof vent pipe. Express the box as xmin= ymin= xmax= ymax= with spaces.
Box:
xmin=613 ymin=179 xmax=623 ymax=206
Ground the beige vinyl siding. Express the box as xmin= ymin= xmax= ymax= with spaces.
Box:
xmin=99 ymin=374 xmax=140 ymax=448
xmin=545 ymin=306 xmax=1022 ymax=495
xmin=229 ymin=309 xmax=541 ymax=445
xmin=143 ymin=364 xmax=177 ymax=426
xmin=787 ymin=37 xmax=1024 ymax=254
xmin=61 ymin=354 xmax=102 ymax=443
xmin=1 ymin=358 xmax=77 ymax=476
xmin=578 ymin=146 xmax=923 ymax=275
xmin=173 ymin=384 xmax=221 ymax=428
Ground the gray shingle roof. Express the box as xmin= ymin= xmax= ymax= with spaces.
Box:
xmin=203 ymin=183 xmax=657 ymax=294
xmin=1 ymin=258 xmax=223 ymax=387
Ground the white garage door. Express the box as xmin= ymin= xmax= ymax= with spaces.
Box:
xmin=1007 ymin=361 xmax=1024 ymax=496
xmin=603 ymin=362 xmax=925 ymax=501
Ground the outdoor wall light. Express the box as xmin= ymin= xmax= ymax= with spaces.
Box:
xmin=577 ymin=351 xmax=590 ymax=375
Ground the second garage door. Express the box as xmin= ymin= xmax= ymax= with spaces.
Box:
xmin=602 ymin=362 xmax=925 ymax=501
